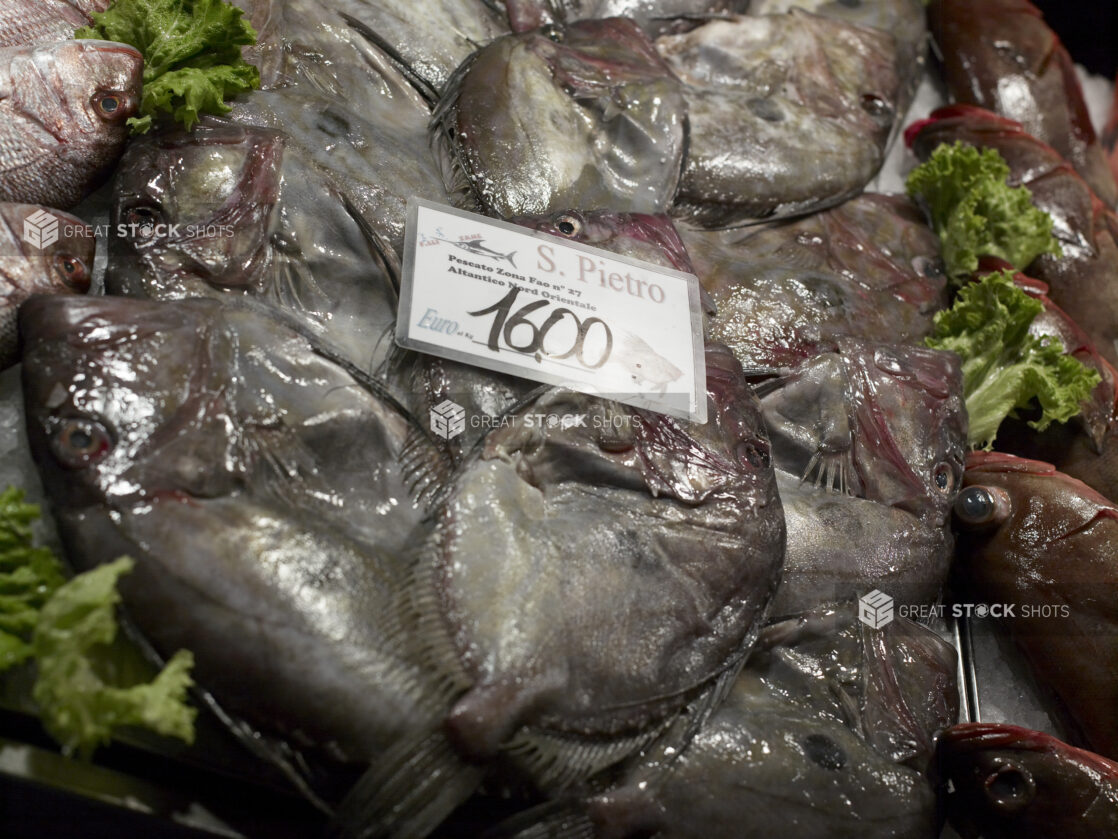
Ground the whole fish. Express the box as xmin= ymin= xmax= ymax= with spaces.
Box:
xmin=20 ymin=294 xmax=451 ymax=810
xmin=349 ymin=345 xmax=785 ymax=837
xmin=107 ymin=124 xmax=400 ymax=376
xmin=432 ymin=18 xmax=687 ymax=219
xmin=0 ymin=0 xmax=111 ymax=49
xmin=0 ymin=40 xmax=142 ymax=209
xmin=953 ymin=451 xmax=1118 ymax=760
xmin=656 ymin=11 xmax=900 ymax=228
xmin=937 ymin=723 xmax=1118 ymax=839
xmin=908 ymin=106 xmax=1118 ymax=371
xmin=494 ymin=602 xmax=956 ymax=838
xmin=747 ymin=0 xmax=927 ymax=123
xmin=681 ymin=193 xmax=948 ymax=372
xmin=1 ymin=203 xmax=92 ymax=369
xmin=928 ymin=0 xmax=1118 ymax=206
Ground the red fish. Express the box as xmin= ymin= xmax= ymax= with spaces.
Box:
xmin=953 ymin=451 xmax=1118 ymax=760
xmin=928 ymin=0 xmax=1118 ymax=205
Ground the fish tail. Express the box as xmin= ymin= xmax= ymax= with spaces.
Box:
xmin=335 ymin=731 xmax=483 ymax=839
xmin=485 ymin=800 xmax=595 ymax=839
xmin=505 ymin=251 xmax=517 ymax=268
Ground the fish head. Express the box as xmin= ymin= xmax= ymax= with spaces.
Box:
xmin=109 ymin=124 xmax=284 ymax=298
xmin=937 ymin=723 xmax=1118 ymax=837
xmin=8 ymin=40 xmax=142 ymax=145
xmin=20 ymin=295 xmax=249 ymax=514
xmin=438 ymin=17 xmax=685 ymax=217
xmin=1 ymin=203 xmax=94 ymax=296
xmin=954 ymin=451 xmax=1118 ymax=581
xmin=839 ymin=338 xmax=967 ymax=525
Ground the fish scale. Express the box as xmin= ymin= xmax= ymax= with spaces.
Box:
xmin=0 ymin=0 xmax=110 ymax=49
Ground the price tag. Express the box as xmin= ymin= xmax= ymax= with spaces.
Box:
xmin=397 ymin=199 xmax=707 ymax=423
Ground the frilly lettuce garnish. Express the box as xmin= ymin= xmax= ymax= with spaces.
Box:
xmin=77 ymin=0 xmax=260 ymax=134
xmin=925 ymin=271 xmax=1100 ymax=449
xmin=906 ymin=142 xmax=1061 ymax=282
xmin=0 ymin=488 xmax=195 ymax=757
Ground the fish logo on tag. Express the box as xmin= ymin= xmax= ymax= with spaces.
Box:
xmin=22 ymin=209 xmax=60 ymax=250
xmin=431 ymin=399 xmax=466 ymax=440
xmin=859 ymin=590 xmax=894 ymax=629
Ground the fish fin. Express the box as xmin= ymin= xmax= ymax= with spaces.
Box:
xmin=400 ymin=423 xmax=455 ymax=510
xmin=338 ymin=12 xmax=440 ymax=105
xmin=334 ymin=730 xmax=483 ymax=839
xmin=501 ymin=725 xmax=664 ymax=793
xmin=799 ymin=450 xmax=855 ymax=495
xmin=485 ymin=800 xmax=595 ymax=839
xmin=430 ymin=54 xmax=485 ymax=212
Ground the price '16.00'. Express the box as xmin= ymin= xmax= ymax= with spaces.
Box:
xmin=469 ymin=287 xmax=613 ymax=369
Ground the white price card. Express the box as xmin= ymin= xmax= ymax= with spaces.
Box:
xmin=397 ymin=199 xmax=707 ymax=423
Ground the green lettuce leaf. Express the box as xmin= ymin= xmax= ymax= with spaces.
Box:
xmin=0 ymin=488 xmax=65 ymax=670
xmin=926 ymin=271 xmax=1101 ymax=449
xmin=32 ymin=557 xmax=196 ymax=758
xmin=906 ymin=142 xmax=1061 ymax=282
xmin=77 ymin=0 xmax=259 ymax=133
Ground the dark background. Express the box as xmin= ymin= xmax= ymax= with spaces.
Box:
xmin=1033 ymin=1 xmax=1117 ymax=78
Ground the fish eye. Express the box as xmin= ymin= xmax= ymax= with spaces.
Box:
xmin=53 ymin=254 xmax=91 ymax=292
xmin=555 ymin=214 xmax=582 ymax=237
xmin=49 ymin=418 xmax=114 ymax=469
xmin=541 ymin=24 xmax=564 ymax=42
xmin=984 ymin=764 xmax=1035 ymax=811
xmin=933 ymin=462 xmax=956 ymax=494
xmin=802 ymin=734 xmax=846 ymax=770
xmin=123 ymin=204 xmax=165 ymax=239
xmin=92 ymin=90 xmax=130 ymax=121
xmin=736 ymin=439 xmax=771 ymax=470
xmin=953 ymin=485 xmax=1010 ymax=527
xmin=860 ymin=93 xmax=892 ymax=121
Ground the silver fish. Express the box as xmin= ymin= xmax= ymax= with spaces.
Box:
xmin=760 ymin=338 xmax=967 ymax=526
xmin=680 ymin=193 xmax=948 ymax=372
xmin=0 ymin=0 xmax=110 ymax=49
xmin=432 ymin=18 xmax=687 ymax=219
xmin=347 ymin=346 xmax=785 ymax=837
xmin=229 ymin=0 xmax=451 ymax=252
xmin=0 ymin=40 xmax=142 ymax=209
xmin=495 ymin=601 xmax=957 ymax=838
xmin=107 ymin=124 xmax=400 ymax=376
xmin=0 ymin=202 xmax=92 ymax=369
xmin=324 ymin=0 xmax=508 ymax=97
xmin=20 ymin=294 xmax=451 ymax=808
xmin=656 ymin=11 xmax=900 ymax=227
xmin=748 ymin=0 xmax=927 ymax=122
